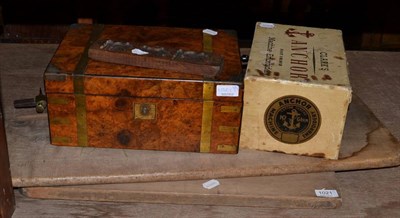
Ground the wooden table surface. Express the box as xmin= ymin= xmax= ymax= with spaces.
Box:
xmin=1 ymin=44 xmax=399 ymax=217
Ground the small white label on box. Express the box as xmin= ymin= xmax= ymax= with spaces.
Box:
xmin=131 ymin=48 xmax=149 ymax=55
xmin=202 ymin=179 xmax=220 ymax=189
xmin=315 ymin=189 xmax=339 ymax=198
xmin=216 ymin=85 xmax=239 ymax=97
xmin=259 ymin=22 xmax=275 ymax=28
xmin=203 ymin=29 xmax=218 ymax=36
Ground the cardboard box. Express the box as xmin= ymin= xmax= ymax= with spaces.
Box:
xmin=240 ymin=22 xmax=352 ymax=159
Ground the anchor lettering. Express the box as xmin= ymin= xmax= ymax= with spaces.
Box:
xmin=285 ymin=28 xmax=315 ymax=38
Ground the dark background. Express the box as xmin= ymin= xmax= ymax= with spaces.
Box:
xmin=0 ymin=0 xmax=399 ymax=50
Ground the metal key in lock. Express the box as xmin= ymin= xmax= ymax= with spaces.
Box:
xmin=13 ymin=88 xmax=47 ymax=113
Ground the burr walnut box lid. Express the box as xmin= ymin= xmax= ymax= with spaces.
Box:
xmin=44 ymin=24 xmax=243 ymax=99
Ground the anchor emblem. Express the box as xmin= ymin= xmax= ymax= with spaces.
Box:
xmin=281 ymin=109 xmax=301 ymax=130
xmin=285 ymin=28 xmax=315 ymax=38
xmin=264 ymin=95 xmax=321 ymax=144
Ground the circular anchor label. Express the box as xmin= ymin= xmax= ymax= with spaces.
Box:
xmin=264 ymin=95 xmax=321 ymax=144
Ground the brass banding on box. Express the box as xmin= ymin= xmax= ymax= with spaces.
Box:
xmin=200 ymin=82 xmax=214 ymax=153
xmin=219 ymin=126 xmax=239 ymax=133
xmin=220 ymin=106 xmax=241 ymax=113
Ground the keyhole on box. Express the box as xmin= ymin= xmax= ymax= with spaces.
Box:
xmin=117 ymin=129 xmax=132 ymax=146
xmin=140 ymin=104 xmax=150 ymax=116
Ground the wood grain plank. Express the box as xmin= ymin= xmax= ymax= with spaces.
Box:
xmin=21 ymin=172 xmax=341 ymax=208
xmin=12 ymin=167 xmax=400 ymax=218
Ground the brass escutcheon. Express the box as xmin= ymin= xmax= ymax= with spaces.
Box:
xmin=134 ymin=103 xmax=156 ymax=120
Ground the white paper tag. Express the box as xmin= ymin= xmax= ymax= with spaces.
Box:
xmin=131 ymin=48 xmax=149 ymax=55
xmin=259 ymin=22 xmax=275 ymax=28
xmin=216 ymin=85 xmax=239 ymax=97
xmin=203 ymin=29 xmax=218 ymax=36
xmin=315 ymin=189 xmax=339 ymax=198
xmin=202 ymin=179 xmax=220 ymax=189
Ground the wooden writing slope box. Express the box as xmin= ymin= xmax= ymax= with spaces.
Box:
xmin=240 ymin=22 xmax=352 ymax=159
xmin=44 ymin=24 xmax=243 ymax=154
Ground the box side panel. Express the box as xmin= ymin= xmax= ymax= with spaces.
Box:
xmin=240 ymin=78 xmax=351 ymax=159
xmin=47 ymin=83 xmax=242 ymax=154
xmin=47 ymin=94 xmax=78 ymax=146
xmin=209 ymin=101 xmax=242 ymax=153
xmin=85 ymin=96 xmax=202 ymax=152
